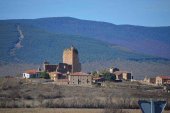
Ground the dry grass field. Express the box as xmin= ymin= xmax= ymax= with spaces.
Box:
xmin=0 ymin=108 xmax=169 ymax=113
xmin=0 ymin=77 xmax=170 ymax=112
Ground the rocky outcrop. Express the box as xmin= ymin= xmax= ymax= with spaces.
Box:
xmin=10 ymin=25 xmax=24 ymax=56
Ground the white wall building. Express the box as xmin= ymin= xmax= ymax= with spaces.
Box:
xmin=23 ymin=69 xmax=39 ymax=79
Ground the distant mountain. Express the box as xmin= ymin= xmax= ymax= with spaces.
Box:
xmin=0 ymin=17 xmax=170 ymax=63
xmin=34 ymin=17 xmax=170 ymax=58
xmin=2 ymin=17 xmax=170 ymax=58
xmin=0 ymin=20 xmax=153 ymax=64
xmin=0 ymin=17 xmax=170 ymax=79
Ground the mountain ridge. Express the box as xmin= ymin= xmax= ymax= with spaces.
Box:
xmin=3 ymin=17 xmax=169 ymax=58
xmin=0 ymin=17 xmax=170 ymax=79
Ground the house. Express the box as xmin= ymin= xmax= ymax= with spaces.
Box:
xmin=144 ymin=77 xmax=156 ymax=84
xmin=113 ymin=71 xmax=133 ymax=81
xmin=156 ymin=76 xmax=170 ymax=85
xmin=23 ymin=69 xmax=40 ymax=79
xmin=68 ymin=72 xmax=92 ymax=86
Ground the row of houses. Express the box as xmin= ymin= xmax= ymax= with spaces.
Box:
xmin=49 ymin=71 xmax=92 ymax=85
xmin=22 ymin=66 xmax=133 ymax=86
xmin=23 ymin=69 xmax=92 ymax=86
xmin=92 ymin=67 xmax=133 ymax=84
xmin=109 ymin=67 xmax=133 ymax=81
xmin=22 ymin=46 xmax=134 ymax=86
xmin=144 ymin=76 xmax=170 ymax=85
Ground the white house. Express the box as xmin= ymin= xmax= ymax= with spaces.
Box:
xmin=23 ymin=69 xmax=40 ymax=79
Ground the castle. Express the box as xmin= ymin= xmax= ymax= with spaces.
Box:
xmin=63 ymin=46 xmax=81 ymax=72
xmin=43 ymin=45 xmax=81 ymax=74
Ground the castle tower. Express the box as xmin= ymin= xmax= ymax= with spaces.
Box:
xmin=63 ymin=46 xmax=81 ymax=72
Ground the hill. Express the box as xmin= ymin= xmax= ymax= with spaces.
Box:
xmin=0 ymin=17 xmax=170 ymax=79
xmin=0 ymin=19 xmax=159 ymax=64
xmin=2 ymin=17 xmax=170 ymax=58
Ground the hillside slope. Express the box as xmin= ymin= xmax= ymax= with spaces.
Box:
xmin=2 ymin=17 xmax=170 ymax=58
xmin=0 ymin=17 xmax=170 ymax=79
xmin=0 ymin=21 xmax=153 ymax=64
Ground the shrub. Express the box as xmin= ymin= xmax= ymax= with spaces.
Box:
xmin=39 ymin=71 xmax=50 ymax=79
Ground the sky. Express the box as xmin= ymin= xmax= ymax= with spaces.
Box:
xmin=0 ymin=0 xmax=170 ymax=26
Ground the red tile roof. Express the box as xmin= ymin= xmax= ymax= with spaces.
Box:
xmin=70 ymin=72 xmax=90 ymax=76
xmin=158 ymin=76 xmax=170 ymax=79
xmin=25 ymin=69 xmax=38 ymax=74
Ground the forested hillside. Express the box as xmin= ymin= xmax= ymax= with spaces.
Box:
xmin=0 ymin=17 xmax=170 ymax=79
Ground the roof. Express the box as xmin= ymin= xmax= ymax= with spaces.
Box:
xmin=70 ymin=72 xmax=90 ymax=76
xmin=158 ymin=76 xmax=170 ymax=79
xmin=24 ymin=69 xmax=38 ymax=74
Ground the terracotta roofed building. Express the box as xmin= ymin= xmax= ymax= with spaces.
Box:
xmin=156 ymin=76 xmax=170 ymax=85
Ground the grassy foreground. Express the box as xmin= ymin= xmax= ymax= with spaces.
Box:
xmin=0 ymin=108 xmax=170 ymax=113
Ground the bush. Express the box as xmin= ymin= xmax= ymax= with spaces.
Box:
xmin=39 ymin=71 xmax=50 ymax=79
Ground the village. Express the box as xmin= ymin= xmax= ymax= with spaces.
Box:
xmin=22 ymin=46 xmax=132 ymax=85
xmin=0 ymin=46 xmax=170 ymax=112
xmin=22 ymin=46 xmax=170 ymax=91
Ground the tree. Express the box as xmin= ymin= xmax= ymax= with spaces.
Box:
xmin=39 ymin=71 xmax=50 ymax=79
xmin=104 ymin=73 xmax=115 ymax=81
xmin=100 ymin=72 xmax=115 ymax=81
xmin=92 ymin=71 xmax=99 ymax=77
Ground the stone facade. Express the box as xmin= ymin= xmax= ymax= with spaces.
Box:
xmin=57 ymin=63 xmax=72 ymax=74
xmin=68 ymin=72 xmax=92 ymax=86
xmin=63 ymin=46 xmax=81 ymax=73
xmin=114 ymin=71 xmax=133 ymax=81
xmin=144 ymin=77 xmax=156 ymax=84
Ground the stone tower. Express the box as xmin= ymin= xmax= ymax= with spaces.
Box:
xmin=63 ymin=46 xmax=81 ymax=73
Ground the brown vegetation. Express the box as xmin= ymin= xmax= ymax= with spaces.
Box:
xmin=0 ymin=77 xmax=169 ymax=110
xmin=0 ymin=108 xmax=170 ymax=113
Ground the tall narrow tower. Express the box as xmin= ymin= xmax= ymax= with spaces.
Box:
xmin=63 ymin=46 xmax=81 ymax=72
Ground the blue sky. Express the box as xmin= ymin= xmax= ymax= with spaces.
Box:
xmin=0 ymin=0 xmax=170 ymax=26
